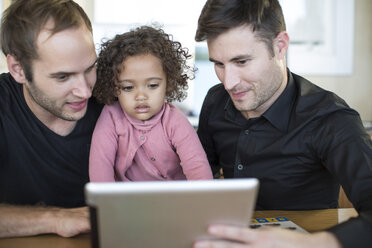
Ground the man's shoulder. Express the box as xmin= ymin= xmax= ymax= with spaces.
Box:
xmin=292 ymin=73 xmax=354 ymax=116
xmin=204 ymin=83 xmax=229 ymax=106
xmin=207 ymin=83 xmax=226 ymax=95
xmin=292 ymin=73 xmax=328 ymax=97
xmin=0 ymin=72 xmax=18 ymax=95
xmin=0 ymin=72 xmax=12 ymax=82
xmin=290 ymin=72 xmax=361 ymax=134
xmin=0 ymin=73 xmax=22 ymax=112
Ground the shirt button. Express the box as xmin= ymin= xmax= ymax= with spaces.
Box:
xmin=237 ymin=164 xmax=244 ymax=170
xmin=140 ymin=136 xmax=145 ymax=140
xmin=244 ymin=130 xmax=250 ymax=135
xmin=151 ymin=157 xmax=156 ymax=161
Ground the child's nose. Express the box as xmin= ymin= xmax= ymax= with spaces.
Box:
xmin=135 ymin=90 xmax=147 ymax=101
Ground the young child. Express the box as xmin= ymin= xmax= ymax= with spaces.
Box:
xmin=89 ymin=26 xmax=213 ymax=182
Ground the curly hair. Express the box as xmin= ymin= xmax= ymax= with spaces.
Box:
xmin=94 ymin=25 xmax=194 ymax=105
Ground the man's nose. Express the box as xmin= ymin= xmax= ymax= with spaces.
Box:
xmin=223 ymin=66 xmax=240 ymax=91
xmin=72 ymin=75 xmax=92 ymax=99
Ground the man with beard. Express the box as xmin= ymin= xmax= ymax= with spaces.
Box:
xmin=193 ymin=0 xmax=372 ymax=247
xmin=0 ymin=0 xmax=102 ymax=237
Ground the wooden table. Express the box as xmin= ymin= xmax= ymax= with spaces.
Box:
xmin=253 ymin=208 xmax=357 ymax=233
xmin=0 ymin=208 xmax=358 ymax=248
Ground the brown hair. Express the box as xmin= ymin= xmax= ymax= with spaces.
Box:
xmin=0 ymin=0 xmax=92 ymax=82
xmin=195 ymin=0 xmax=286 ymax=56
xmin=94 ymin=25 xmax=193 ymax=105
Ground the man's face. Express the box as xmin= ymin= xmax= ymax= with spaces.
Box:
xmin=207 ymin=25 xmax=288 ymax=119
xmin=24 ymin=23 xmax=97 ymax=124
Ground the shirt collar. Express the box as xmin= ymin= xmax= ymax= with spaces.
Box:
xmin=262 ymin=69 xmax=296 ymax=132
xmin=224 ymin=98 xmax=248 ymax=126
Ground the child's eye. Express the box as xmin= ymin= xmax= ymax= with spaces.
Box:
xmin=148 ymin=83 xmax=159 ymax=89
xmin=122 ymin=85 xmax=133 ymax=91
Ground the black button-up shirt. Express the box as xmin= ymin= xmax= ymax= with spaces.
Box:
xmin=198 ymin=70 xmax=372 ymax=247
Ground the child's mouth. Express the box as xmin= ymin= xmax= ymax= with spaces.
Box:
xmin=135 ymin=105 xmax=150 ymax=113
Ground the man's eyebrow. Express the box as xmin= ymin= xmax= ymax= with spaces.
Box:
xmin=230 ymin=55 xmax=252 ymax=62
xmin=209 ymin=55 xmax=253 ymax=64
xmin=85 ymin=59 xmax=98 ymax=72
xmin=49 ymin=71 xmax=72 ymax=78
xmin=209 ymin=57 xmax=220 ymax=63
xmin=49 ymin=60 xmax=98 ymax=78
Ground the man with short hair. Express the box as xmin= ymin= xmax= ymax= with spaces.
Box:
xmin=0 ymin=0 xmax=102 ymax=237
xmin=194 ymin=0 xmax=372 ymax=247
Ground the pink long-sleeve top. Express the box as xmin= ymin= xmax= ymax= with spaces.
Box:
xmin=89 ymin=102 xmax=213 ymax=181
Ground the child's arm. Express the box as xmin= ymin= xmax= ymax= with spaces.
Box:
xmin=89 ymin=106 xmax=118 ymax=182
xmin=168 ymin=107 xmax=213 ymax=180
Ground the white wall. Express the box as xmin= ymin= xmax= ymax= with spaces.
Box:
xmin=1 ymin=0 xmax=371 ymax=121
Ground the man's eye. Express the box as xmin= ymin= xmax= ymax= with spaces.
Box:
xmin=122 ymin=86 xmax=133 ymax=91
xmin=86 ymin=65 xmax=96 ymax=73
xmin=57 ymin=75 xmax=69 ymax=82
xmin=237 ymin=60 xmax=248 ymax=65
xmin=214 ymin=62 xmax=224 ymax=68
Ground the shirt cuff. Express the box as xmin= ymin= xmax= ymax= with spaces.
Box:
xmin=327 ymin=216 xmax=372 ymax=248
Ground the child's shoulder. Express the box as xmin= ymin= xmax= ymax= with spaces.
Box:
xmin=100 ymin=101 xmax=125 ymax=118
xmin=163 ymin=103 xmax=192 ymax=127
xmin=102 ymin=101 xmax=121 ymax=110
xmin=162 ymin=103 xmax=195 ymax=138
xmin=164 ymin=103 xmax=185 ymax=117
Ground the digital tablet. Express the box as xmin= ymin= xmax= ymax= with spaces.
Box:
xmin=85 ymin=178 xmax=259 ymax=248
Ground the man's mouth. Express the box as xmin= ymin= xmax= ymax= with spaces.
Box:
xmin=231 ymin=90 xmax=249 ymax=100
xmin=67 ymin=100 xmax=87 ymax=111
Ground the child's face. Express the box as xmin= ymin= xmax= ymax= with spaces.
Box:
xmin=117 ymin=53 xmax=167 ymax=121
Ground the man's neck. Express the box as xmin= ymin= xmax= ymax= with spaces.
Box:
xmin=23 ymin=87 xmax=77 ymax=136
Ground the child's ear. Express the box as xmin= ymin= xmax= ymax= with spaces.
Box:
xmin=7 ymin=54 xmax=28 ymax=84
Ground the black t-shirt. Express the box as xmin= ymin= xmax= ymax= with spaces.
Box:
xmin=0 ymin=73 xmax=102 ymax=208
